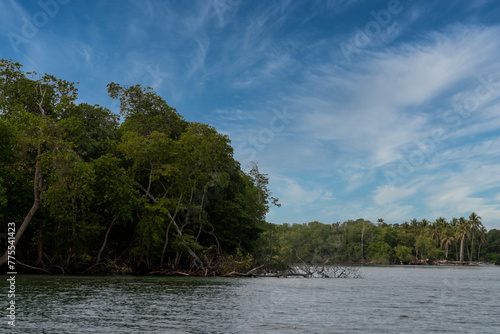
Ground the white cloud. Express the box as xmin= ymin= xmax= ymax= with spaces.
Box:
xmin=287 ymin=25 xmax=500 ymax=172
xmin=0 ymin=1 xmax=27 ymax=36
xmin=213 ymin=108 xmax=256 ymax=121
xmin=79 ymin=44 xmax=93 ymax=68
xmin=272 ymin=176 xmax=325 ymax=206
xmin=373 ymin=184 xmax=418 ymax=205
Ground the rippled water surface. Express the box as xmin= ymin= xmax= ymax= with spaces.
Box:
xmin=6 ymin=265 xmax=500 ymax=333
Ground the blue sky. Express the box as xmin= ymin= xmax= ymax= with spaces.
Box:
xmin=1 ymin=0 xmax=500 ymax=229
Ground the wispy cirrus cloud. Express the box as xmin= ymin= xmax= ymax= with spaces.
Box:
xmin=3 ymin=1 xmax=500 ymax=228
xmin=288 ymin=24 xmax=500 ymax=167
xmin=261 ymin=24 xmax=500 ymax=226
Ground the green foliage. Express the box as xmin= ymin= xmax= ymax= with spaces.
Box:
xmin=484 ymin=229 xmax=500 ymax=265
xmin=43 ymin=150 xmax=98 ymax=256
xmin=0 ymin=59 xmax=275 ymax=273
xmin=258 ymin=215 xmax=492 ymax=265
xmin=393 ymin=245 xmax=413 ymax=264
xmin=217 ymin=249 xmax=254 ymax=274
xmin=131 ymin=202 xmax=167 ymax=260
xmin=108 ymin=83 xmax=186 ymax=138
xmin=0 ymin=177 xmax=7 ymax=209
xmin=0 ymin=120 xmax=13 ymax=210
xmin=58 ymin=103 xmax=118 ymax=160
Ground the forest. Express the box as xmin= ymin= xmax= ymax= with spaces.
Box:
xmin=0 ymin=59 xmax=277 ymax=275
xmin=257 ymin=216 xmax=500 ymax=266
xmin=1 ymin=59 xmax=499 ymax=276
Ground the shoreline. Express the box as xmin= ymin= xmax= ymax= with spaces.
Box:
xmin=3 ymin=261 xmax=498 ymax=277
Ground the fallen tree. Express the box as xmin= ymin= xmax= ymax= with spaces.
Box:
xmin=255 ymin=259 xmax=363 ymax=278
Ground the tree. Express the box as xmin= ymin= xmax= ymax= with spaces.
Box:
xmin=440 ymin=231 xmax=454 ymax=259
xmin=468 ymin=212 xmax=482 ymax=261
xmin=248 ymin=162 xmax=280 ymax=208
xmin=456 ymin=217 xmax=470 ymax=263
xmin=0 ymin=60 xmax=283 ymax=274
xmin=361 ymin=220 xmax=366 ymax=262
xmin=394 ymin=245 xmax=412 ymax=264
xmin=431 ymin=217 xmax=446 ymax=251
xmin=0 ymin=60 xmax=78 ymax=266
xmin=43 ymin=150 xmax=96 ymax=263
xmin=58 ymin=103 xmax=119 ymax=160
xmin=108 ymin=83 xmax=276 ymax=270
xmin=91 ymin=154 xmax=140 ymax=264
xmin=0 ymin=120 xmax=14 ymax=215
xmin=484 ymin=229 xmax=500 ymax=264
xmin=449 ymin=217 xmax=460 ymax=261
xmin=476 ymin=226 xmax=487 ymax=261
xmin=107 ymin=83 xmax=186 ymax=138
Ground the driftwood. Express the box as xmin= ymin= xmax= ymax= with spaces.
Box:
xmin=223 ymin=264 xmax=266 ymax=277
xmin=16 ymin=260 xmax=52 ymax=274
xmin=149 ymin=270 xmax=193 ymax=276
xmin=256 ymin=255 xmax=363 ymax=278
xmin=258 ymin=265 xmax=362 ymax=278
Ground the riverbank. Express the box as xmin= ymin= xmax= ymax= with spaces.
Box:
xmin=357 ymin=259 xmax=498 ymax=266
xmin=6 ymin=259 xmax=498 ymax=277
xmin=434 ymin=260 xmax=496 ymax=266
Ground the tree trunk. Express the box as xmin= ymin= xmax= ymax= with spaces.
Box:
xmin=360 ymin=223 xmax=365 ymax=262
xmin=471 ymin=231 xmax=474 ymax=261
xmin=195 ymin=192 xmax=205 ymax=242
xmin=0 ymin=151 xmax=43 ymax=266
xmin=36 ymin=226 xmax=44 ymax=266
xmin=136 ymin=182 xmax=205 ymax=268
xmin=460 ymin=237 xmax=464 ymax=263
xmin=160 ymin=194 xmax=182 ymax=267
xmin=96 ymin=217 xmax=116 ymax=264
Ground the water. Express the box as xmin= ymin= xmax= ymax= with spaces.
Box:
xmin=4 ymin=265 xmax=500 ymax=333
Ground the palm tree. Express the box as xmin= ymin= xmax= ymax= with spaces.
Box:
xmin=450 ymin=218 xmax=459 ymax=260
xmin=420 ymin=219 xmax=430 ymax=228
xmin=417 ymin=219 xmax=430 ymax=240
xmin=468 ymin=212 xmax=482 ymax=261
xmin=457 ymin=217 xmax=471 ymax=263
xmin=440 ymin=227 xmax=455 ymax=259
xmin=431 ymin=217 xmax=446 ymax=249
xmin=401 ymin=221 xmax=410 ymax=230
xmin=477 ymin=226 xmax=487 ymax=260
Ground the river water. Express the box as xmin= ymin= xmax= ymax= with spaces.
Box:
xmin=4 ymin=265 xmax=500 ymax=333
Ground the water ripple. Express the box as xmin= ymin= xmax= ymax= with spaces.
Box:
xmin=7 ymin=266 xmax=500 ymax=333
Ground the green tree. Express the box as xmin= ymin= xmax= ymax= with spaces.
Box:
xmin=393 ymin=245 xmax=412 ymax=264
xmin=58 ymin=103 xmax=118 ymax=160
xmin=468 ymin=212 xmax=482 ymax=261
xmin=440 ymin=230 xmax=454 ymax=259
xmin=456 ymin=217 xmax=470 ymax=263
xmin=0 ymin=60 xmax=78 ymax=266
xmin=107 ymin=83 xmax=186 ymax=138
xmin=43 ymin=150 xmax=96 ymax=262
xmin=91 ymin=154 xmax=140 ymax=264
xmin=484 ymin=229 xmax=500 ymax=264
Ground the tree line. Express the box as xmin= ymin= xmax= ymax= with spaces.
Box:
xmin=1 ymin=59 xmax=498 ymax=276
xmin=256 ymin=214 xmax=500 ymax=265
xmin=0 ymin=59 xmax=278 ymax=275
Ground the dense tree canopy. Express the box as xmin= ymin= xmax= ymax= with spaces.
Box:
xmin=256 ymin=215 xmax=500 ymax=265
xmin=0 ymin=60 xmax=275 ymax=274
